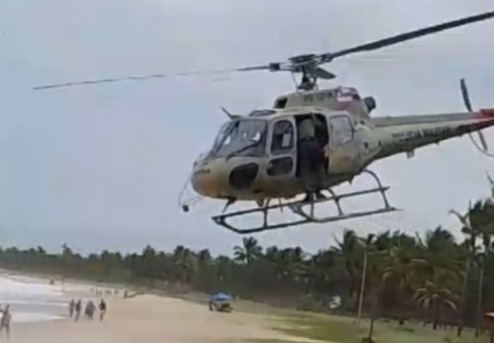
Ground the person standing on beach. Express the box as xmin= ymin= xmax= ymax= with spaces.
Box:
xmin=0 ymin=305 xmax=12 ymax=339
xmin=74 ymin=299 xmax=82 ymax=321
xmin=98 ymin=299 xmax=107 ymax=321
xmin=69 ymin=299 xmax=75 ymax=318
xmin=85 ymin=300 xmax=96 ymax=321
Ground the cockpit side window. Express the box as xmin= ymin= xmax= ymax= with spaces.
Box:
xmin=270 ymin=119 xmax=294 ymax=155
xmin=330 ymin=115 xmax=353 ymax=146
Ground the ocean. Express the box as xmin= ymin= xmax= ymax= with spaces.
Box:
xmin=0 ymin=273 xmax=68 ymax=323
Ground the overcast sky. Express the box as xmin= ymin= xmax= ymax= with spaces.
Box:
xmin=1 ymin=0 xmax=494 ymax=255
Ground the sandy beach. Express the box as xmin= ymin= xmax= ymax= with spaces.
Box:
xmin=8 ymin=281 xmax=310 ymax=343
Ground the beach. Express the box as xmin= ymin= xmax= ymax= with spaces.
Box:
xmin=1 ymin=274 xmax=312 ymax=343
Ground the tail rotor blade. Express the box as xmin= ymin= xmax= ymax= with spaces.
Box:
xmin=478 ymin=131 xmax=489 ymax=151
xmin=460 ymin=78 xmax=490 ymax=152
xmin=486 ymin=172 xmax=494 ymax=197
xmin=460 ymin=78 xmax=473 ymax=112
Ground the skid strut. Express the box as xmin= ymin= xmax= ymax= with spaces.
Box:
xmin=211 ymin=170 xmax=398 ymax=234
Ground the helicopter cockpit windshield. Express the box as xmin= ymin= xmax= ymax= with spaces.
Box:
xmin=208 ymin=119 xmax=267 ymax=159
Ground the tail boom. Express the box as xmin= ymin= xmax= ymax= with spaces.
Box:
xmin=374 ymin=109 xmax=494 ymax=159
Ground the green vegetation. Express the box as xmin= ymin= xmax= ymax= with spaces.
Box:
xmin=1 ymin=186 xmax=494 ymax=343
xmin=269 ymin=312 xmax=490 ymax=343
xmin=280 ymin=313 xmax=360 ymax=342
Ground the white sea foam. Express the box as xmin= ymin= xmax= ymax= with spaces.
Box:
xmin=0 ymin=299 xmax=66 ymax=307
xmin=13 ymin=313 xmax=64 ymax=323
xmin=0 ymin=277 xmax=62 ymax=297
xmin=0 ymin=274 xmax=68 ymax=323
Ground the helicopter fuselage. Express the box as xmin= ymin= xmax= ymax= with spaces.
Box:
xmin=190 ymin=103 xmax=494 ymax=203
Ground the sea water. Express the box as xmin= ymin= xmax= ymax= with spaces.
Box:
xmin=0 ymin=273 xmax=67 ymax=322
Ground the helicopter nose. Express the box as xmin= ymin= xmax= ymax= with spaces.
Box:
xmin=191 ymin=162 xmax=220 ymax=197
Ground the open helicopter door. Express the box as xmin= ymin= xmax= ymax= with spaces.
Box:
xmin=326 ymin=113 xmax=358 ymax=174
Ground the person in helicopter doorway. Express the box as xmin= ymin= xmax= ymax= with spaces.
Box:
xmin=297 ymin=115 xmax=326 ymax=202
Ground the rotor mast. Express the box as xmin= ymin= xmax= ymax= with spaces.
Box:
xmin=298 ymin=70 xmax=317 ymax=91
xmin=291 ymin=54 xmax=320 ymax=91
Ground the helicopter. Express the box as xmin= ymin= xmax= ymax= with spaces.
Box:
xmin=33 ymin=9 xmax=494 ymax=235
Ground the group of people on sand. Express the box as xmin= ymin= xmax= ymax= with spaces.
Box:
xmin=69 ymin=299 xmax=107 ymax=322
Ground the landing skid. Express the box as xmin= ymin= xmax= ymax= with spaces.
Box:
xmin=212 ymin=170 xmax=398 ymax=234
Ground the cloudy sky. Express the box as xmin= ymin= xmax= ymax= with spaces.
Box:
xmin=1 ymin=0 xmax=494 ymax=255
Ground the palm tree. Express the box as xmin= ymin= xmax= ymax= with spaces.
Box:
xmin=363 ymin=239 xmax=389 ymax=343
xmin=356 ymin=233 xmax=375 ymax=327
xmin=414 ymin=271 xmax=459 ymax=330
xmin=474 ymin=199 xmax=494 ymax=337
xmin=416 ymin=227 xmax=461 ymax=285
xmin=61 ymin=243 xmax=77 ymax=273
xmin=215 ymin=255 xmax=232 ymax=285
xmin=382 ymin=236 xmax=429 ymax=325
xmin=172 ymin=246 xmax=196 ymax=284
xmin=475 ymin=251 xmax=486 ymax=338
xmin=233 ymin=237 xmax=262 ymax=265
xmin=197 ymin=249 xmax=212 ymax=265
xmin=417 ymin=227 xmax=456 ymax=258
xmin=451 ymin=197 xmax=494 ymax=336
xmin=270 ymin=247 xmax=306 ymax=281
xmin=334 ymin=229 xmax=361 ymax=299
xmin=307 ymin=249 xmax=342 ymax=296
xmin=450 ymin=202 xmax=480 ymax=337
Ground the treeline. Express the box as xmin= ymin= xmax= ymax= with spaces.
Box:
xmin=1 ymin=197 xmax=494 ymax=335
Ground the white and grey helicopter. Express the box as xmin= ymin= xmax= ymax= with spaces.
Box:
xmin=33 ymin=9 xmax=494 ymax=234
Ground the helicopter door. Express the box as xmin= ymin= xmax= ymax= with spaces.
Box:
xmin=267 ymin=118 xmax=296 ymax=177
xmin=327 ymin=114 xmax=358 ymax=174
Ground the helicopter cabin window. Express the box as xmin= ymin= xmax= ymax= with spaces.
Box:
xmin=330 ymin=115 xmax=353 ymax=146
xmin=270 ymin=120 xmax=294 ymax=155
xmin=208 ymin=119 xmax=268 ymax=159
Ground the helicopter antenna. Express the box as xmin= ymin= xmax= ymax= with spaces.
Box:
xmin=33 ymin=10 xmax=494 ymax=92
xmin=221 ymin=107 xmax=241 ymax=120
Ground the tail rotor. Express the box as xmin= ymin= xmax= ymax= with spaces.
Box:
xmin=460 ymin=78 xmax=490 ymax=153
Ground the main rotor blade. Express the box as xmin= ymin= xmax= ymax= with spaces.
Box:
xmin=33 ymin=65 xmax=270 ymax=90
xmin=323 ymin=9 xmax=494 ymax=62
xmin=34 ymin=9 xmax=494 ymax=91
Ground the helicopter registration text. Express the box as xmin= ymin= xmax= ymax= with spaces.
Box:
xmin=391 ymin=126 xmax=454 ymax=142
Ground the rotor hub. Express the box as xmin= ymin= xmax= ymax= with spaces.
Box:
xmin=288 ymin=54 xmax=318 ymax=65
